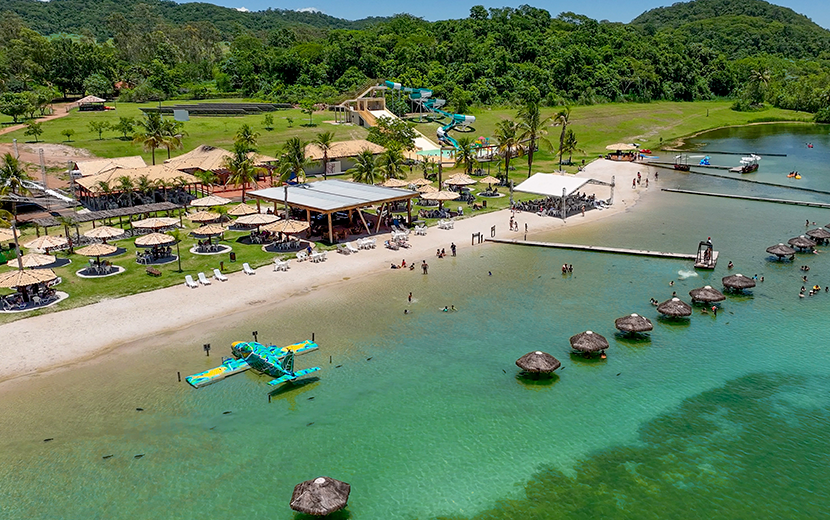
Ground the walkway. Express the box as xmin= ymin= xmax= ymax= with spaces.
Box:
xmin=486 ymin=238 xmax=696 ymax=260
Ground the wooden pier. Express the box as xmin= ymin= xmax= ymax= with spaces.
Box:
xmin=643 ymin=163 xmax=830 ymax=196
xmin=486 ymin=238 xmax=697 ymax=260
xmin=662 ymin=188 xmax=830 ymax=209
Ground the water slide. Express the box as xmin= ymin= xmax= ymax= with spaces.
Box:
xmin=384 ymin=80 xmax=476 ymax=150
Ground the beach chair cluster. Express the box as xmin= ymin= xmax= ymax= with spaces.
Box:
xmin=185 ymin=269 xmax=231 ymax=288
xmin=336 ymin=242 xmax=361 ymax=255
xmin=438 ymin=219 xmax=455 ymax=230
xmin=415 ymin=224 xmax=427 ymax=236
xmin=357 ymin=237 xmax=376 ymax=249
xmin=310 ymin=251 xmax=328 ymax=263
xmin=273 ymin=258 xmax=290 ymax=271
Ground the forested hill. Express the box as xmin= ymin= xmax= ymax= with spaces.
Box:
xmin=632 ymin=0 xmax=830 ymax=59
xmin=0 ymin=0 xmax=383 ymax=39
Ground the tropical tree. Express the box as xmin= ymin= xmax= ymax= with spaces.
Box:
xmin=95 ymin=180 xmax=113 ymax=210
xmin=116 ymin=175 xmax=135 ymax=207
xmin=224 ymin=141 xmax=261 ymax=202
xmin=561 ymin=129 xmax=585 ymax=164
xmin=136 ymin=175 xmax=155 ymax=203
xmin=235 ymin=124 xmax=259 ymax=152
xmin=518 ymin=102 xmax=553 ymax=177
xmin=112 ymin=116 xmax=136 ymax=140
xmin=494 ymin=119 xmax=521 ymax=181
xmin=133 ymin=112 xmax=166 ymax=165
xmin=454 ymin=136 xmax=479 ymax=175
xmin=263 ymin=113 xmax=274 ymax=130
xmin=377 ymin=146 xmax=406 ymax=181
xmin=0 ymin=153 xmax=32 ymax=221
xmin=193 ymin=169 xmax=218 ymax=194
xmin=161 ymin=119 xmax=186 ymax=159
xmin=299 ymin=99 xmax=315 ymax=126
xmin=349 ymin=149 xmax=382 ymax=184
xmin=88 ymin=120 xmax=110 ymax=140
xmin=276 ymin=137 xmax=310 ymax=185
xmin=61 ymin=129 xmax=75 ymax=142
xmin=312 ymin=131 xmax=334 ymax=180
xmin=154 ymin=178 xmax=174 ymax=202
xmin=24 ymin=121 xmax=43 ymax=143
xmin=553 ymin=107 xmax=572 ymax=169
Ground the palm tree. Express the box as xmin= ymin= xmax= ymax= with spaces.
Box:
xmin=235 ymin=124 xmax=259 ymax=152
xmin=493 ymin=119 xmax=521 ymax=181
xmin=561 ymin=129 xmax=585 ymax=164
xmin=276 ymin=137 xmax=310 ymax=185
xmin=193 ymin=169 xmax=218 ymax=195
xmin=0 ymin=153 xmax=32 ymax=221
xmin=161 ymin=119 xmax=186 ymax=160
xmin=133 ymin=112 xmax=166 ymax=165
xmin=224 ymin=142 xmax=261 ymax=202
xmin=518 ymin=102 xmax=553 ymax=177
xmin=116 ymin=175 xmax=135 ymax=207
xmin=136 ymin=174 xmax=155 ymax=203
xmin=350 ymin=149 xmax=382 ymax=184
xmin=312 ymin=131 xmax=335 ymax=180
xmin=454 ymin=136 xmax=479 ymax=175
xmin=155 ymin=178 xmax=174 ymax=202
xmin=553 ymin=107 xmax=572 ymax=169
xmin=377 ymin=146 xmax=406 ymax=181
xmin=95 ymin=180 xmax=113 ymax=210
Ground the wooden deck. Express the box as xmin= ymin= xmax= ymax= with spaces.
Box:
xmin=662 ymin=189 xmax=830 ymax=209
xmin=487 ymin=238 xmax=697 ymax=260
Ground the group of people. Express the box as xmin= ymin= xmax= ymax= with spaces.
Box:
xmin=2 ymin=283 xmax=57 ymax=310
xmin=632 ymin=171 xmax=650 ymax=188
xmin=561 ymin=263 xmax=574 ymax=273
xmin=137 ymin=245 xmax=172 ymax=264
xmin=511 ymin=192 xmax=603 ymax=219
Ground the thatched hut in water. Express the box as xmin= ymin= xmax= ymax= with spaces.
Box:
xmin=806 ymin=228 xmax=830 ymax=244
xmin=614 ymin=313 xmax=653 ymax=334
xmin=516 ymin=351 xmax=561 ymax=374
xmin=689 ymin=285 xmax=726 ymax=303
xmin=657 ymin=297 xmax=692 ymax=317
xmin=766 ymin=243 xmax=796 ymax=260
xmin=722 ymin=273 xmax=756 ymax=292
xmin=788 ymin=235 xmax=816 ymax=251
xmin=290 ymin=476 xmax=350 ymax=516
xmin=569 ymin=331 xmax=609 ymax=355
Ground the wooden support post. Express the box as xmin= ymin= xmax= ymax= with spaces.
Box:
xmin=327 ymin=212 xmax=334 ymax=244
xmin=375 ymin=203 xmax=384 ymax=233
xmin=256 ymin=199 xmax=261 ymax=212
xmin=357 ymin=208 xmax=371 ymax=235
xmin=306 ymin=209 xmax=311 ymax=222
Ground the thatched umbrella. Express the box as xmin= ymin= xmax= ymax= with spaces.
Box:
xmin=0 ymin=228 xmax=14 ymax=242
xmin=689 ymin=285 xmax=726 ymax=303
xmin=569 ymin=330 xmax=609 ymax=354
xmin=227 ymin=203 xmax=258 ymax=216
xmin=263 ymin=219 xmax=310 ymax=234
xmin=444 ymin=175 xmax=476 ymax=187
xmin=788 ymin=235 xmax=816 ymax=250
xmin=380 ymin=178 xmax=409 ymax=188
xmin=135 ymin=232 xmax=175 ymax=247
xmin=478 ymin=175 xmax=501 ymax=186
xmin=417 ymin=184 xmax=438 ymax=194
xmin=806 ymin=228 xmax=830 ymax=240
xmin=408 ymin=178 xmax=432 ymax=187
xmin=722 ymin=273 xmax=756 ymax=291
xmin=605 ymin=143 xmax=637 ymax=151
xmin=614 ymin=313 xmax=653 ymax=333
xmin=186 ymin=210 xmax=221 ymax=223
xmin=0 ymin=268 xmax=57 ymax=288
xmin=6 ymin=253 xmax=56 ymax=268
xmin=422 ymin=189 xmax=460 ymax=210
xmin=657 ymin=297 xmax=692 ymax=317
xmin=189 ymin=195 xmax=231 ymax=207
xmin=24 ymin=235 xmax=68 ymax=251
xmin=83 ymin=225 xmax=125 ymax=241
xmin=516 ymin=351 xmax=561 ymax=373
xmin=235 ymin=213 xmax=279 ymax=227
xmin=76 ymin=243 xmax=117 ymax=258
xmin=766 ymin=243 xmax=796 ymax=259
xmin=192 ymin=224 xmax=226 ymax=237
xmin=133 ymin=217 xmax=179 ymax=230
xmin=290 ymin=476 xmax=350 ymax=516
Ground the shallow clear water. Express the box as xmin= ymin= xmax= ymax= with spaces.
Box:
xmin=1 ymin=124 xmax=829 ymax=519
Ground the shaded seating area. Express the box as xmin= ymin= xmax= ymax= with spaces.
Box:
xmin=136 ymin=246 xmax=174 ymax=264
xmin=514 ymin=173 xmax=614 ymax=220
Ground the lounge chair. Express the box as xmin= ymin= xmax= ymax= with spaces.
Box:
xmin=184 ymin=275 xmax=198 ymax=288
xmin=274 ymin=258 xmax=289 ymax=271
xmin=296 ymin=251 xmax=308 ymax=262
xmin=243 ymin=262 xmax=256 ymax=275
xmin=346 ymin=242 xmax=360 ymax=254
xmin=197 ymin=272 xmax=211 ymax=285
xmin=415 ymin=225 xmax=427 ymax=236
xmin=336 ymin=243 xmax=351 ymax=255
xmin=213 ymin=268 xmax=228 ymax=282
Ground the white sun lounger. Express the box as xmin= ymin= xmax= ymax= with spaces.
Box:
xmin=213 ymin=268 xmax=228 ymax=281
xmin=346 ymin=242 xmax=360 ymax=254
xmin=274 ymin=258 xmax=289 ymax=271
xmin=243 ymin=262 xmax=256 ymax=275
xmin=337 ymin=243 xmax=351 ymax=255
xmin=197 ymin=272 xmax=211 ymax=285
xmin=184 ymin=275 xmax=198 ymax=288
xmin=296 ymin=250 xmax=308 ymax=262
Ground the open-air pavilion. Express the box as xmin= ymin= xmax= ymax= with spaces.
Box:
xmin=514 ymin=173 xmax=615 ymax=220
xmin=248 ymin=180 xmax=418 ymax=243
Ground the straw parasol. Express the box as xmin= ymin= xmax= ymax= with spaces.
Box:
xmin=806 ymin=228 xmax=830 ymax=240
xmin=516 ymin=351 xmax=561 ymax=373
xmin=290 ymin=476 xmax=350 ymax=516
xmin=766 ymin=243 xmax=796 ymax=258
xmin=606 ymin=143 xmax=637 ymax=151
xmin=263 ymin=219 xmax=309 ymax=234
xmin=0 ymin=268 xmax=57 ymax=288
xmin=380 ymin=178 xmax=410 ymax=188
xmin=76 ymin=243 xmax=117 ymax=257
xmin=235 ymin=213 xmax=279 ymax=226
xmin=135 ymin=232 xmax=175 ymax=247
xmin=0 ymin=228 xmax=15 ymax=242
xmin=132 ymin=217 xmax=178 ymax=229
xmin=421 ymin=190 xmax=460 ymax=201
xmin=689 ymin=285 xmax=726 ymax=303
xmin=83 ymin=225 xmax=125 ymax=241
xmin=614 ymin=313 xmax=654 ymax=333
xmin=569 ymin=330 xmax=609 ymax=353
xmin=24 ymin=235 xmax=68 ymax=251
xmin=189 ymin=195 xmax=231 ymax=207
xmin=7 ymin=253 xmax=56 ymax=268
xmin=788 ymin=235 xmax=816 ymax=250
xmin=417 ymin=184 xmax=438 ymax=194
xmin=657 ymin=297 xmax=692 ymax=317
xmin=408 ymin=178 xmax=432 ymax=187
xmin=444 ymin=176 xmax=476 ymax=186
xmin=722 ymin=273 xmax=756 ymax=291
xmin=186 ymin=211 xmax=221 ymax=223
xmin=227 ymin=203 xmax=258 ymax=216
xmin=192 ymin=224 xmax=226 ymax=237
xmin=478 ymin=176 xmax=501 ymax=185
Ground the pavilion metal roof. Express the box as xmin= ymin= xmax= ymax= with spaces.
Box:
xmin=249 ymin=180 xmax=417 ymax=213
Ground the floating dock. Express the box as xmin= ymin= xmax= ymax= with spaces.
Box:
xmin=661 ymin=189 xmax=830 ymax=209
xmin=486 ymin=238 xmax=697 ymax=260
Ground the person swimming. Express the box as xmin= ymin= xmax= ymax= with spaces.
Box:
xmin=442 ymin=306 xmax=449 ymax=312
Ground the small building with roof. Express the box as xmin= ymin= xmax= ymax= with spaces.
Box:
xmin=74 ymin=164 xmax=201 ymax=209
xmin=304 ymin=140 xmax=386 ymax=177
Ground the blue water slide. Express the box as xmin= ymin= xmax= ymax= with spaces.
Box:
xmin=384 ymin=80 xmax=476 ymax=149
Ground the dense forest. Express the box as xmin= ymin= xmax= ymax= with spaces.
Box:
xmin=1 ymin=0 xmax=829 ymax=122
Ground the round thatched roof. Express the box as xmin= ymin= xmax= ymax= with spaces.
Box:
xmin=290 ymin=476 xmax=350 ymax=516
xmin=263 ymin=219 xmax=309 ymax=234
xmin=7 ymin=253 xmax=56 ymax=268
xmin=235 ymin=213 xmax=279 ymax=226
xmin=227 ymin=203 xmax=258 ymax=216
xmin=806 ymin=228 xmax=830 ymax=240
xmin=135 ymin=232 xmax=175 ymax=247
xmin=478 ymin=176 xmax=501 ymax=185
xmin=569 ymin=330 xmax=609 ymax=353
xmin=76 ymin=243 xmax=117 ymax=257
xmin=0 ymin=268 xmax=57 ymax=288
xmin=516 ymin=351 xmax=561 ymax=373
xmin=422 ymin=190 xmax=461 ymax=201
xmin=722 ymin=273 xmax=756 ymax=290
xmin=766 ymin=243 xmax=796 ymax=257
xmin=788 ymin=235 xmax=816 ymax=249
xmin=0 ymin=228 xmax=14 ymax=242
xmin=417 ymin=184 xmax=438 ymax=194
xmin=408 ymin=178 xmax=432 ymax=187
xmin=614 ymin=313 xmax=654 ymax=333
xmin=689 ymin=285 xmax=726 ymax=303
xmin=83 ymin=225 xmax=125 ymax=240
xmin=657 ymin=297 xmax=692 ymax=317
xmin=133 ymin=217 xmax=178 ymax=229
xmin=24 ymin=235 xmax=68 ymax=251
xmin=186 ymin=210 xmax=221 ymax=223
xmin=192 ymin=224 xmax=226 ymax=237
xmin=189 ymin=195 xmax=231 ymax=207
xmin=380 ymin=178 xmax=409 ymax=188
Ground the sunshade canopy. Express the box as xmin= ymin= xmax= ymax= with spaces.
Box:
xmin=689 ymin=285 xmax=726 ymax=303
xmin=186 ymin=211 xmax=221 ymax=223
xmin=722 ymin=273 xmax=756 ymax=290
xmin=262 ymin=219 xmax=309 ymax=234
xmin=606 ymin=143 xmax=637 ymax=151
xmin=614 ymin=313 xmax=654 ymax=333
xmin=421 ymin=190 xmax=460 ymax=201
xmin=135 ymin=233 xmax=175 ymax=246
xmin=516 ymin=351 xmax=561 ymax=373
xmin=290 ymin=476 xmax=350 ymax=516
xmin=766 ymin=243 xmax=796 ymax=257
xmin=83 ymin=226 xmax=125 ymax=240
xmin=76 ymin=243 xmax=117 ymax=257
xmin=0 ymin=268 xmax=57 ymax=288
xmin=235 ymin=213 xmax=279 ymax=226
xmin=189 ymin=195 xmax=231 ymax=207
xmin=478 ymin=176 xmax=501 ymax=184
xmin=657 ymin=297 xmax=692 ymax=317
xmin=132 ymin=217 xmax=179 ymax=229
xmin=514 ymin=173 xmax=591 ymax=199
xmin=380 ymin=178 xmax=409 ymax=188
xmin=227 ymin=204 xmax=259 ymax=216
xmin=417 ymin=184 xmax=438 ymax=194
xmin=249 ymin=180 xmax=417 ymax=214
xmin=408 ymin=178 xmax=432 ymax=187
xmin=24 ymin=235 xmax=68 ymax=250
xmin=192 ymin=224 xmax=226 ymax=236
xmin=7 ymin=253 xmax=56 ymax=268
xmin=569 ymin=330 xmax=609 ymax=352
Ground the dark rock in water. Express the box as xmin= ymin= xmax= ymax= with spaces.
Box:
xmin=617 ymin=373 xmax=621 ymax=376
xmin=307 ymin=397 xmax=315 ymax=400
xmin=209 ymin=427 xmax=215 ymax=430
xmin=134 ymin=454 xmax=144 ymax=459
xmin=222 ymin=411 xmax=232 ymax=415
xmin=335 ymin=365 xmax=343 ymax=368
xmin=136 ymin=408 xmax=144 ymax=412
xmin=102 ymin=455 xmax=113 ymax=459
xmin=366 ymin=357 xmax=373 ymax=361
xmin=306 ymin=422 xmax=314 ymax=427
xmin=43 ymin=438 xmax=54 ymax=442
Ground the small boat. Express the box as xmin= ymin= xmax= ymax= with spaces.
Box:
xmin=736 ymin=154 xmax=760 ymax=173
xmin=787 ymin=171 xmax=801 ymax=179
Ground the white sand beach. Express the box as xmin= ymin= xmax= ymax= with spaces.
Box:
xmin=0 ymin=160 xmax=652 ymax=384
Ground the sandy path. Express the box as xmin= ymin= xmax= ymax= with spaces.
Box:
xmin=0 ymin=161 xmax=649 ymax=382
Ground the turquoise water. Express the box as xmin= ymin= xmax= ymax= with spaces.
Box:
xmin=1 ymin=124 xmax=830 ymax=519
